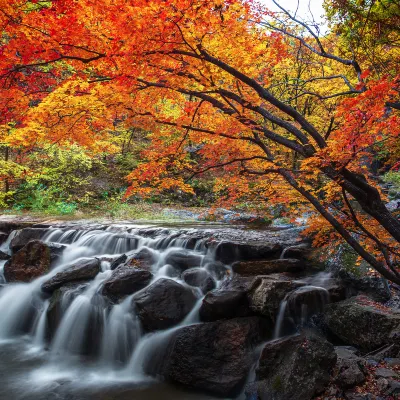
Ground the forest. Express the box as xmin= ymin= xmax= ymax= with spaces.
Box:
xmin=1 ymin=0 xmax=399 ymax=283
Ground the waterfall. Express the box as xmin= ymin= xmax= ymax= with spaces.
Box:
xmin=0 ymin=223 xmax=227 ymax=390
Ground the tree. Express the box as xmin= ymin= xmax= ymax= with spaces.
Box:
xmin=0 ymin=0 xmax=399 ymax=282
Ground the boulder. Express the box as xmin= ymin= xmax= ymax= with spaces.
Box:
xmin=281 ymin=244 xmax=311 ymax=260
xmin=182 ymin=268 xmax=216 ymax=293
xmin=41 ymin=258 xmax=101 ymax=293
xmin=248 ymin=330 xmax=337 ymax=400
xmin=10 ymin=228 xmax=48 ymax=251
xmin=324 ymin=296 xmax=400 ymax=351
xmin=162 ymin=317 xmax=269 ymax=397
xmin=110 ymin=254 xmax=128 ymax=270
xmin=47 ymin=242 xmax=67 ymax=264
xmin=199 ymin=290 xmax=253 ymax=322
xmin=232 ymin=258 xmax=305 ymax=276
xmin=334 ymin=346 xmax=366 ymax=389
xmin=0 ymin=250 xmax=10 ymax=260
xmin=286 ymin=286 xmax=330 ymax=324
xmin=125 ymin=247 xmax=156 ymax=271
xmin=249 ymin=276 xmax=298 ymax=321
xmin=133 ymin=278 xmax=197 ymax=331
xmin=164 ymin=250 xmax=203 ymax=272
xmin=4 ymin=240 xmax=51 ymax=282
xmin=330 ymin=262 xmax=391 ymax=302
xmin=209 ymin=240 xmax=282 ymax=264
xmin=0 ymin=231 xmax=8 ymax=245
xmin=102 ymin=267 xmax=153 ymax=298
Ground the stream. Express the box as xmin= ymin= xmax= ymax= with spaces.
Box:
xmin=0 ymin=221 xmax=331 ymax=400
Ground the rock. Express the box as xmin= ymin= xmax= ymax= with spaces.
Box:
xmin=210 ymin=240 xmax=282 ymax=264
xmin=324 ymin=296 xmax=400 ymax=351
xmin=232 ymin=258 xmax=305 ymax=276
xmin=102 ymin=267 xmax=153 ymax=298
xmin=387 ymin=379 xmax=400 ymax=396
xmin=385 ymin=358 xmax=400 ymax=367
xmin=125 ymin=248 xmax=156 ymax=271
xmin=10 ymin=228 xmax=48 ymax=251
xmin=0 ymin=250 xmax=10 ymax=260
xmin=161 ymin=317 xmax=269 ymax=397
xmin=330 ymin=263 xmax=391 ymax=302
xmin=110 ymin=254 xmax=128 ymax=270
xmin=46 ymin=282 xmax=88 ymax=341
xmin=374 ymin=368 xmax=399 ymax=379
xmin=4 ymin=240 xmax=51 ymax=282
xmin=199 ymin=290 xmax=252 ymax=322
xmin=249 ymin=276 xmax=298 ymax=321
xmin=164 ymin=250 xmax=203 ymax=272
xmin=47 ymin=242 xmax=67 ymax=264
xmin=281 ymin=244 xmax=311 ymax=260
xmin=285 ymin=286 xmax=330 ymax=325
xmin=41 ymin=258 xmax=101 ymax=293
xmin=133 ymin=278 xmax=197 ymax=331
xmin=335 ymin=346 xmax=366 ymax=389
xmin=182 ymin=268 xmax=216 ymax=293
xmin=252 ymin=330 xmax=337 ymax=400
xmin=204 ymin=261 xmax=230 ymax=280
xmin=344 ymin=393 xmax=375 ymax=400
xmin=0 ymin=220 xmax=34 ymax=234
xmin=0 ymin=231 xmax=8 ymax=245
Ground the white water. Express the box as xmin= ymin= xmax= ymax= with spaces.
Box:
xmin=0 ymin=225 xmax=227 ymax=395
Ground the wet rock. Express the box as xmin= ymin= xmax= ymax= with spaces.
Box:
xmin=41 ymin=258 xmax=101 ymax=293
xmin=0 ymin=250 xmax=10 ymax=260
xmin=220 ymin=275 xmax=257 ymax=292
xmin=102 ymin=267 xmax=153 ymax=298
xmin=335 ymin=346 xmax=366 ymax=389
xmin=4 ymin=240 xmax=51 ymax=282
xmin=324 ymin=296 xmax=400 ymax=351
xmin=47 ymin=242 xmax=67 ymax=264
xmin=164 ymin=250 xmax=203 ymax=272
xmin=209 ymin=240 xmax=282 ymax=264
xmin=0 ymin=231 xmax=8 ymax=245
xmin=281 ymin=244 xmax=311 ymax=260
xmin=161 ymin=317 xmax=269 ymax=397
xmin=10 ymin=228 xmax=48 ymax=251
xmin=0 ymin=220 xmax=34 ymax=234
xmin=110 ymin=254 xmax=128 ymax=270
xmin=182 ymin=268 xmax=216 ymax=293
xmin=249 ymin=276 xmax=298 ymax=321
xmin=204 ymin=261 xmax=229 ymax=280
xmin=199 ymin=290 xmax=253 ymax=322
xmin=251 ymin=330 xmax=336 ymax=400
xmin=125 ymin=248 xmax=156 ymax=271
xmin=46 ymin=282 xmax=88 ymax=341
xmin=233 ymin=258 xmax=305 ymax=276
xmin=133 ymin=278 xmax=197 ymax=331
xmin=286 ymin=286 xmax=330 ymax=324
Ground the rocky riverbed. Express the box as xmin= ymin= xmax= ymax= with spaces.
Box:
xmin=0 ymin=218 xmax=398 ymax=400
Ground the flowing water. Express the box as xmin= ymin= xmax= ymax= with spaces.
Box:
xmin=0 ymin=224 xmax=225 ymax=400
xmin=0 ymin=222 xmax=333 ymax=400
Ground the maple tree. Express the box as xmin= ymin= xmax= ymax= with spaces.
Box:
xmin=0 ymin=0 xmax=399 ymax=282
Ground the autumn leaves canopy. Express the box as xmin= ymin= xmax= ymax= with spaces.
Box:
xmin=0 ymin=0 xmax=399 ymax=282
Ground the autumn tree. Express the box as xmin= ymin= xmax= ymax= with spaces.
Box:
xmin=0 ymin=0 xmax=399 ymax=282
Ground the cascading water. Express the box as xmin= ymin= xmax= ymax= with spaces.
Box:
xmin=0 ymin=224 xmax=228 ymax=399
xmin=0 ymin=222 xmax=334 ymax=400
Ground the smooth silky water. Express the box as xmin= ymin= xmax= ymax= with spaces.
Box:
xmin=0 ymin=223 xmax=228 ymax=400
xmin=0 ymin=222 xmax=332 ymax=400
